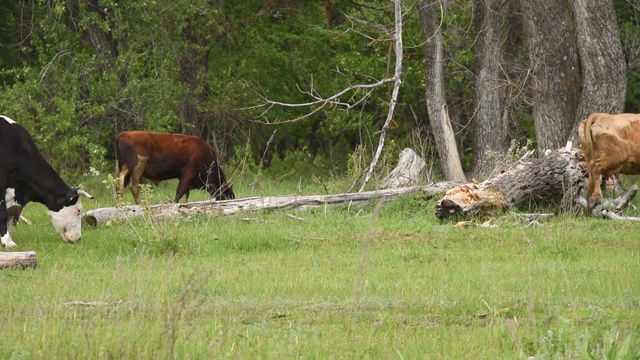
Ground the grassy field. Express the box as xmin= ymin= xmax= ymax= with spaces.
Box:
xmin=1 ymin=174 xmax=639 ymax=359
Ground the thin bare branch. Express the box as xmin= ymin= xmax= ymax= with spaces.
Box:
xmin=247 ymin=76 xmax=395 ymax=125
xmin=358 ymin=0 xmax=404 ymax=192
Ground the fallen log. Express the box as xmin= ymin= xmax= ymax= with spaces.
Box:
xmin=435 ymin=146 xmax=586 ymax=220
xmin=0 ymin=251 xmax=37 ymax=270
xmin=84 ymin=182 xmax=461 ymax=227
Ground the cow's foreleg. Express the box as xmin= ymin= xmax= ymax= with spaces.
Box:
xmin=131 ymin=155 xmax=149 ymax=204
xmin=175 ymin=173 xmax=194 ymax=203
xmin=1 ymin=187 xmax=17 ymax=248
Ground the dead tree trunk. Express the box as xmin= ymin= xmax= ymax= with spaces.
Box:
xmin=380 ymin=148 xmax=426 ymax=189
xmin=436 ymin=147 xmax=585 ymax=219
xmin=419 ymin=0 xmax=466 ymax=182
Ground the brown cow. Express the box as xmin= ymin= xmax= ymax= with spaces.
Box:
xmin=115 ymin=131 xmax=235 ymax=204
xmin=578 ymin=113 xmax=640 ymax=213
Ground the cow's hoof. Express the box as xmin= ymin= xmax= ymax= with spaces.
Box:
xmin=1 ymin=237 xmax=17 ymax=248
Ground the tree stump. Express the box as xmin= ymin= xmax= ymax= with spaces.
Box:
xmin=0 ymin=251 xmax=37 ymax=270
xmin=380 ymin=148 xmax=426 ymax=189
xmin=435 ymin=147 xmax=585 ymax=219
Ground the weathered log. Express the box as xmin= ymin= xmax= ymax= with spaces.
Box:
xmin=435 ymin=147 xmax=585 ymax=219
xmin=84 ymin=182 xmax=461 ymax=227
xmin=380 ymin=148 xmax=426 ymax=189
xmin=0 ymin=251 xmax=37 ymax=270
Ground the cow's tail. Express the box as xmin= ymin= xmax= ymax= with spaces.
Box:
xmin=115 ymin=133 xmax=122 ymax=177
xmin=578 ymin=113 xmax=598 ymax=158
xmin=114 ymin=133 xmax=130 ymax=195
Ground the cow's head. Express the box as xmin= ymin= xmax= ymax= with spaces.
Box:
xmin=46 ymin=188 xmax=95 ymax=243
xmin=205 ymin=163 xmax=235 ymax=201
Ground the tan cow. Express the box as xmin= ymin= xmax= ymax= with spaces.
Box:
xmin=578 ymin=113 xmax=640 ymax=213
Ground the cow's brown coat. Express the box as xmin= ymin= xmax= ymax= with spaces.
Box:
xmin=116 ymin=131 xmax=234 ymax=203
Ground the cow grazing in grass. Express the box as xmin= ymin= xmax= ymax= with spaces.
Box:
xmin=578 ymin=113 xmax=640 ymax=213
xmin=0 ymin=115 xmax=94 ymax=248
xmin=115 ymin=131 xmax=235 ymax=204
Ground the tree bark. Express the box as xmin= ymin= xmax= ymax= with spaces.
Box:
xmin=569 ymin=0 xmax=627 ymax=142
xmin=436 ymin=147 xmax=585 ymax=219
xmin=521 ymin=0 xmax=580 ymax=152
xmin=501 ymin=0 xmax=525 ymax=143
xmin=419 ymin=0 xmax=466 ymax=182
xmin=471 ymin=0 xmax=510 ymax=178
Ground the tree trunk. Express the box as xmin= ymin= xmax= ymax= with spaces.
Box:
xmin=471 ymin=0 xmax=510 ymax=178
xmin=521 ymin=0 xmax=579 ymax=151
xmin=436 ymin=146 xmax=585 ymax=219
xmin=501 ymin=0 xmax=524 ymax=141
xmin=569 ymin=0 xmax=627 ymax=142
xmin=82 ymin=0 xmax=135 ymax=132
xmin=179 ymin=31 xmax=211 ymax=138
xmin=419 ymin=0 xmax=466 ymax=182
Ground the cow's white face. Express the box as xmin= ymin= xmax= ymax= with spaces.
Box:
xmin=47 ymin=197 xmax=84 ymax=243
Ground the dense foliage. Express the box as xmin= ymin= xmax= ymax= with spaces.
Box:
xmin=1 ymin=1 xmax=639 ymax=182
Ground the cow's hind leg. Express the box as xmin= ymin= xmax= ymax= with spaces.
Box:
xmin=116 ymin=163 xmax=130 ymax=201
xmin=130 ymin=155 xmax=149 ymax=204
xmin=585 ymin=164 xmax=604 ymax=215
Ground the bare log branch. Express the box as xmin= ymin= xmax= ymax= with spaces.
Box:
xmin=84 ymin=182 xmax=461 ymax=227
xmin=574 ymin=184 xmax=638 ymax=218
xmin=0 ymin=251 xmax=37 ymax=270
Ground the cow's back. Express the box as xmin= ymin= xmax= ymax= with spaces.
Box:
xmin=579 ymin=113 xmax=640 ymax=176
xmin=1 ymin=116 xmax=61 ymax=183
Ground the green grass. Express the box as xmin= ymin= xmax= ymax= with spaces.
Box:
xmin=1 ymin=174 xmax=640 ymax=359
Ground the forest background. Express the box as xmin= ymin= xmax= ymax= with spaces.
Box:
xmin=0 ymin=0 xmax=638 ymax=189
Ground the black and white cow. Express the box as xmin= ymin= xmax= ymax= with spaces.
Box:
xmin=0 ymin=115 xmax=94 ymax=248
